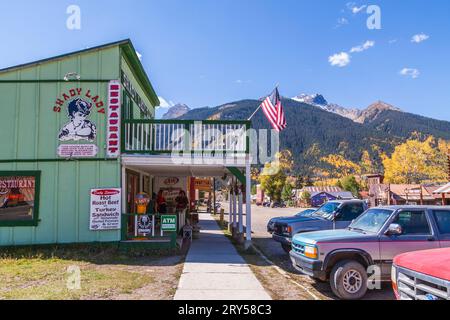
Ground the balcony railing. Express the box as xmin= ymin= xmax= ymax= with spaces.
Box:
xmin=122 ymin=119 xmax=251 ymax=154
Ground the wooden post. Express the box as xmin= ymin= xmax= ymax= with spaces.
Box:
xmin=238 ymin=189 xmax=244 ymax=234
xmin=212 ymin=178 xmax=216 ymax=215
xmin=420 ymin=185 xmax=424 ymax=205
xmin=387 ymin=184 xmax=391 ymax=206
xmin=245 ymin=161 xmax=252 ymax=245
xmin=443 ymin=193 xmax=446 ymax=206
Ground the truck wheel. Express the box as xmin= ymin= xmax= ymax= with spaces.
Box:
xmin=329 ymin=260 xmax=367 ymax=300
xmin=281 ymin=243 xmax=292 ymax=253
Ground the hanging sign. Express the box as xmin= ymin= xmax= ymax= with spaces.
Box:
xmin=89 ymin=188 xmax=121 ymax=231
xmin=107 ymin=80 xmax=121 ymax=158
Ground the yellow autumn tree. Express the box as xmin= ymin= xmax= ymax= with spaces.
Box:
xmin=321 ymin=154 xmax=361 ymax=178
xmin=383 ymin=136 xmax=448 ymax=184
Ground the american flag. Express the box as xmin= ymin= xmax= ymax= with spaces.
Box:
xmin=260 ymin=87 xmax=287 ymax=132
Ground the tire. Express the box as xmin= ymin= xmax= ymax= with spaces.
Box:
xmin=329 ymin=260 xmax=368 ymax=300
xmin=281 ymin=243 xmax=292 ymax=254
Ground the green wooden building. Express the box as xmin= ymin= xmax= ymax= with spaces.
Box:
xmin=0 ymin=39 xmax=252 ymax=248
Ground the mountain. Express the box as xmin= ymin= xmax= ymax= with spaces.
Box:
xmin=176 ymin=97 xmax=450 ymax=176
xmin=292 ymin=93 xmax=362 ymax=121
xmin=353 ymin=101 xmax=402 ymax=124
xmin=161 ymin=103 xmax=191 ymax=119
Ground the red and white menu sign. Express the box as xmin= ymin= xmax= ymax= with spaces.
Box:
xmin=89 ymin=188 xmax=121 ymax=231
xmin=107 ymin=80 xmax=121 ymax=158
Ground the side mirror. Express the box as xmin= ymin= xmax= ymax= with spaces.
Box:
xmin=385 ymin=223 xmax=403 ymax=236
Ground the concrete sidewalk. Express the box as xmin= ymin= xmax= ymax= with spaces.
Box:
xmin=174 ymin=213 xmax=271 ymax=300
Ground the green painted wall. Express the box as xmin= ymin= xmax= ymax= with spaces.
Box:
xmin=0 ymin=45 xmax=123 ymax=245
xmin=121 ymin=56 xmax=156 ymax=119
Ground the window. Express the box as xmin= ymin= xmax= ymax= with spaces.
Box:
xmin=0 ymin=171 xmax=41 ymax=227
xmin=392 ymin=211 xmax=431 ymax=235
xmin=350 ymin=209 xmax=393 ymax=233
xmin=122 ymin=91 xmax=133 ymax=120
xmin=338 ymin=203 xmax=365 ymax=221
xmin=433 ymin=210 xmax=450 ymax=234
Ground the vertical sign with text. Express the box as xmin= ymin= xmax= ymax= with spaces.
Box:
xmin=107 ymin=81 xmax=121 ymax=158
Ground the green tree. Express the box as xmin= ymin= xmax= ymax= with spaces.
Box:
xmin=338 ymin=176 xmax=361 ymax=198
xmin=281 ymin=183 xmax=293 ymax=203
xmin=300 ymin=191 xmax=312 ymax=206
xmin=259 ymin=162 xmax=287 ymax=202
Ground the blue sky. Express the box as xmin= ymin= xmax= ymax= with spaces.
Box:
xmin=0 ymin=0 xmax=449 ymax=120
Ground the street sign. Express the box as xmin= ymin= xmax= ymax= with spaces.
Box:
xmin=161 ymin=215 xmax=177 ymax=232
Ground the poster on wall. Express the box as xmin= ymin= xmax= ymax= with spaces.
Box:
xmin=89 ymin=188 xmax=121 ymax=231
xmin=0 ymin=174 xmax=38 ymax=223
xmin=53 ymin=87 xmax=106 ymax=158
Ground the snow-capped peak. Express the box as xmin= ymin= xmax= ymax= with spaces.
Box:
xmin=292 ymin=93 xmax=328 ymax=107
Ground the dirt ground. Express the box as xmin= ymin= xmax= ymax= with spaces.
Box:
xmin=0 ymin=245 xmax=186 ymax=300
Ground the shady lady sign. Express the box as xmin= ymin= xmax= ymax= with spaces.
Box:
xmin=54 ymin=87 xmax=106 ymax=158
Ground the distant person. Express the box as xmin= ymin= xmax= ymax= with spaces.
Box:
xmin=175 ymin=190 xmax=189 ymax=212
xmin=156 ymin=190 xmax=167 ymax=214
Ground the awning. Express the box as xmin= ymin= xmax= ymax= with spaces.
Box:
xmin=433 ymin=183 xmax=450 ymax=194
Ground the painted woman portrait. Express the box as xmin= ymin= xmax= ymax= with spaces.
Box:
xmin=58 ymin=98 xmax=97 ymax=142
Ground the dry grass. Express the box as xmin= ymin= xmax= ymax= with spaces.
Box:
xmin=0 ymin=244 xmax=185 ymax=300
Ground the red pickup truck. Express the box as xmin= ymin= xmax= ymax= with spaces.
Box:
xmin=392 ymin=248 xmax=450 ymax=300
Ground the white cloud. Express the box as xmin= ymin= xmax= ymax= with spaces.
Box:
xmin=157 ymin=96 xmax=175 ymax=108
xmin=400 ymin=68 xmax=420 ymax=79
xmin=328 ymin=52 xmax=351 ymax=67
xmin=235 ymin=79 xmax=252 ymax=84
xmin=337 ymin=17 xmax=349 ymax=26
xmin=411 ymin=33 xmax=429 ymax=43
xmin=350 ymin=40 xmax=375 ymax=53
xmin=346 ymin=2 xmax=366 ymax=14
xmin=136 ymin=51 xmax=143 ymax=61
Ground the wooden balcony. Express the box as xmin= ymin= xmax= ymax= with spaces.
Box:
xmin=122 ymin=119 xmax=251 ymax=155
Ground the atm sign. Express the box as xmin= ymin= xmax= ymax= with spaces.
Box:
xmin=161 ymin=215 xmax=177 ymax=232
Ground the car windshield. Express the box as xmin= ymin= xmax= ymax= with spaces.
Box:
xmin=313 ymin=202 xmax=341 ymax=220
xmin=349 ymin=209 xmax=393 ymax=233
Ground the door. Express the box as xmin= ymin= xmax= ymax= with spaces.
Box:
xmin=126 ymin=170 xmax=140 ymax=233
xmin=334 ymin=202 xmax=365 ymax=229
xmin=431 ymin=209 xmax=450 ymax=248
xmin=379 ymin=209 xmax=440 ymax=275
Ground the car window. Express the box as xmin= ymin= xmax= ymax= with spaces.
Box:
xmin=433 ymin=210 xmax=450 ymax=234
xmin=350 ymin=209 xmax=393 ymax=233
xmin=337 ymin=203 xmax=365 ymax=221
xmin=314 ymin=202 xmax=340 ymax=220
xmin=392 ymin=211 xmax=431 ymax=235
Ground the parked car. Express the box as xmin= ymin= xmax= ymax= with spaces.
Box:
xmin=267 ymin=209 xmax=317 ymax=233
xmin=290 ymin=206 xmax=450 ymax=300
xmin=392 ymin=248 xmax=450 ymax=300
xmin=272 ymin=200 xmax=367 ymax=253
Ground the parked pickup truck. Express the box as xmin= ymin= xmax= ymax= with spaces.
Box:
xmin=289 ymin=206 xmax=450 ymax=300
xmin=267 ymin=209 xmax=317 ymax=233
xmin=392 ymin=248 xmax=450 ymax=300
xmin=272 ymin=200 xmax=367 ymax=253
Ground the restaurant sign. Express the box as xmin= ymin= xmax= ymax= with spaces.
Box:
xmin=89 ymin=188 xmax=121 ymax=231
xmin=106 ymin=81 xmax=121 ymax=158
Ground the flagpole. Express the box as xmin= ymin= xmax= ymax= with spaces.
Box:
xmin=247 ymin=83 xmax=279 ymax=121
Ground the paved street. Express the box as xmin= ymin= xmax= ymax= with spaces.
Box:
xmin=221 ymin=203 xmax=395 ymax=300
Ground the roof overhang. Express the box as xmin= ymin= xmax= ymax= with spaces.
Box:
xmin=121 ymin=154 xmax=248 ymax=177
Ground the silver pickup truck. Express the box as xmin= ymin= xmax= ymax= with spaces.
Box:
xmin=289 ymin=206 xmax=450 ymax=300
